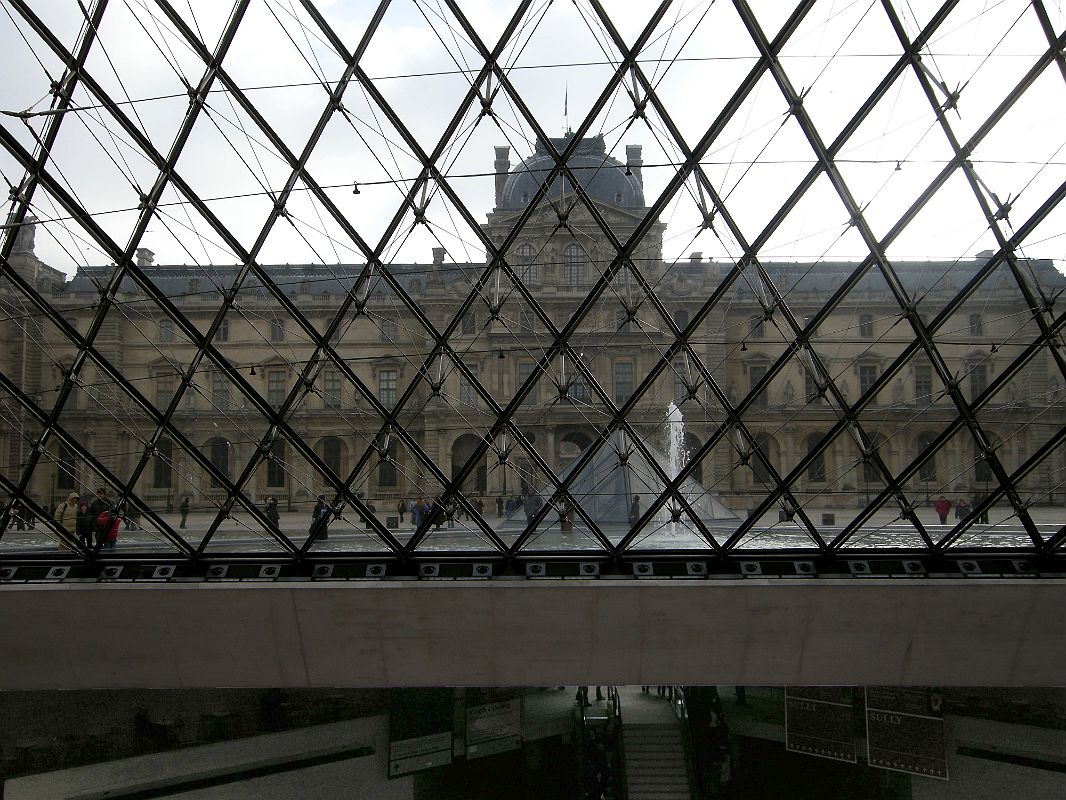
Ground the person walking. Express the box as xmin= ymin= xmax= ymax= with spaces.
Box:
xmin=397 ymin=498 xmax=407 ymax=524
xmin=934 ymin=495 xmax=952 ymax=524
xmin=629 ymin=494 xmax=640 ymax=526
xmin=411 ymin=498 xmax=423 ymax=528
xmin=311 ymin=495 xmax=330 ymax=540
xmin=179 ymin=496 xmax=190 ymax=529
xmin=264 ymin=497 xmax=280 ymax=530
xmin=76 ymin=499 xmax=93 ymax=549
xmin=495 ymin=496 xmax=504 ymax=517
xmin=954 ymin=498 xmax=968 ymax=520
xmin=973 ymin=492 xmax=989 ymax=524
xmin=88 ymin=487 xmax=110 ymax=548
xmin=54 ymin=491 xmax=79 ymax=547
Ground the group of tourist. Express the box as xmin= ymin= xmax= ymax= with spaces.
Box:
xmin=397 ymin=496 xmax=485 ymax=529
xmin=933 ymin=494 xmax=990 ymax=524
xmin=47 ymin=487 xmax=122 ymax=550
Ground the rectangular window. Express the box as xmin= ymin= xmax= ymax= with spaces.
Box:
xmin=211 ymin=372 xmax=230 ymax=411
xmin=216 ymin=319 xmax=229 ymax=342
xmin=155 ymin=372 xmax=174 ymax=410
xmin=805 ymin=372 xmax=822 ymax=405
xmin=969 ymin=313 xmax=984 ymax=335
xmin=380 ymin=318 xmax=398 ymax=342
xmin=270 ymin=320 xmax=284 ymax=342
xmin=267 ymin=369 xmax=287 ymax=409
xmin=859 ymin=314 xmax=873 ymax=338
xmin=614 ymin=361 xmax=634 ymax=405
xmin=914 ymin=365 xmax=932 ymax=402
xmin=459 ymin=364 xmax=478 ymax=406
xmin=572 ymin=364 xmax=591 ymax=402
xmin=379 ymin=369 xmax=398 ymax=407
xmin=749 ymin=364 xmax=768 ymax=408
xmin=674 ymin=360 xmax=688 ymax=401
xmin=970 ymin=364 xmax=987 ymax=400
xmin=323 ymin=368 xmax=342 ymax=409
xmin=518 ymin=362 xmax=537 ymax=405
xmin=859 ymin=364 xmax=879 ymax=398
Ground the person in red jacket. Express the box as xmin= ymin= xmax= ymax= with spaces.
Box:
xmin=934 ymin=495 xmax=952 ymax=524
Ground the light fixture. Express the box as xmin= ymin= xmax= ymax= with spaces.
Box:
xmin=352 ymin=182 xmax=360 ymax=194
xmin=740 ymin=341 xmax=747 ymax=352
xmin=249 ymin=366 xmax=257 ymax=376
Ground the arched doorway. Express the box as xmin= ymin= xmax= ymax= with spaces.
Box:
xmin=559 ymin=430 xmax=595 ymax=468
xmin=206 ymin=437 xmax=230 ymax=487
xmin=452 ymin=434 xmax=487 ymax=493
xmin=318 ymin=436 xmax=346 ymax=479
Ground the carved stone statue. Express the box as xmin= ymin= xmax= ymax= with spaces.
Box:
xmin=783 ymin=380 xmax=795 ymax=403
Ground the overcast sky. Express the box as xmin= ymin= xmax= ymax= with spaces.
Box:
xmin=2 ymin=0 xmax=1065 ymax=278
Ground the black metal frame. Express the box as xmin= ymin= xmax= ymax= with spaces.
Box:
xmin=1 ymin=0 xmax=1064 ymax=568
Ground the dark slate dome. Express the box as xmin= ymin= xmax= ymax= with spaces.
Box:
xmin=499 ymin=133 xmax=645 ymax=211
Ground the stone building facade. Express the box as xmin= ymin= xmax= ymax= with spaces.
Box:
xmin=2 ymin=135 xmax=1063 ymax=520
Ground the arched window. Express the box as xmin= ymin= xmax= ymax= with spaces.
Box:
xmin=806 ymin=433 xmax=826 ymax=483
xmin=673 ymin=309 xmax=689 ymax=330
xmin=452 ymin=434 xmax=487 ymax=493
xmin=57 ymin=442 xmax=76 ymax=491
xmin=514 ymin=243 xmax=538 ymax=284
xmin=917 ymin=432 xmax=937 ymax=482
xmin=208 ymin=438 xmax=230 ymax=487
xmin=322 ymin=437 xmax=343 ymax=478
xmin=153 ymin=438 xmax=173 ymax=489
xmin=562 ymin=245 xmax=584 ymax=285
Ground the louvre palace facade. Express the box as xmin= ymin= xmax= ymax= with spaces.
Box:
xmin=2 ymin=134 xmax=1063 ymax=532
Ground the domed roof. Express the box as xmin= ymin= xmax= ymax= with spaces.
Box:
xmin=498 ymin=134 xmax=645 ymax=211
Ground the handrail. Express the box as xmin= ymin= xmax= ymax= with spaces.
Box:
xmin=671 ymin=686 xmax=703 ymax=800
xmin=608 ymin=686 xmax=628 ymax=800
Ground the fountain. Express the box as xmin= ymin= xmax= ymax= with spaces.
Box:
xmin=662 ymin=401 xmax=688 ymax=535
xmin=502 ymin=403 xmax=739 ymax=546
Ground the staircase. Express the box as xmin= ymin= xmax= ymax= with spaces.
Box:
xmin=622 ymin=723 xmax=693 ymax=800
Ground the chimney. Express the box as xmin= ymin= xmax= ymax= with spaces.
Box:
xmin=135 ymin=247 xmax=155 ymax=268
xmin=625 ymin=144 xmax=643 ymax=184
xmin=494 ymin=146 xmax=510 ymax=207
xmin=432 ymin=247 xmax=446 ymax=265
